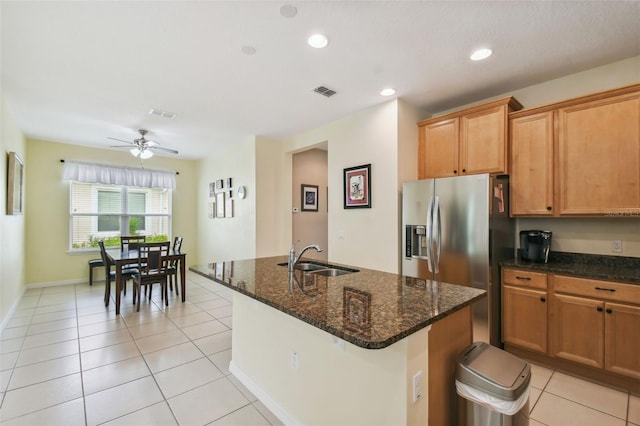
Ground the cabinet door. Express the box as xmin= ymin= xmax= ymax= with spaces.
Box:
xmin=557 ymin=92 xmax=640 ymax=215
xmin=550 ymin=293 xmax=604 ymax=368
xmin=460 ymin=105 xmax=507 ymax=175
xmin=605 ymin=302 xmax=640 ymax=380
xmin=510 ymin=112 xmax=554 ymax=216
xmin=502 ymin=285 xmax=548 ymax=353
xmin=419 ymin=118 xmax=459 ymax=179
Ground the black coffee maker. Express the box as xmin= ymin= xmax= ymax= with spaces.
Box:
xmin=520 ymin=230 xmax=552 ymax=263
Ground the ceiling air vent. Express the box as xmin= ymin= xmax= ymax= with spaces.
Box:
xmin=148 ymin=108 xmax=176 ymax=119
xmin=314 ymin=86 xmax=336 ymax=97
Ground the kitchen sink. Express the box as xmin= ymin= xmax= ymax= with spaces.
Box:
xmin=310 ymin=268 xmax=354 ymax=277
xmin=278 ymin=261 xmax=358 ymax=276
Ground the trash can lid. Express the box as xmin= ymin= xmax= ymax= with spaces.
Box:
xmin=456 ymin=342 xmax=530 ymax=400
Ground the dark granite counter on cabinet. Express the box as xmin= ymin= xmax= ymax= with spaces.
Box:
xmin=190 ymin=256 xmax=485 ymax=349
xmin=501 ymin=251 xmax=640 ymax=285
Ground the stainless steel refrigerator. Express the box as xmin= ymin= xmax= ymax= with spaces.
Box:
xmin=402 ymin=174 xmax=515 ymax=346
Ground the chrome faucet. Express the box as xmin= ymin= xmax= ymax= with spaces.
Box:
xmin=288 ymin=240 xmax=323 ymax=272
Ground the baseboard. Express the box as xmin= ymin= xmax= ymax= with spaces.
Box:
xmin=25 ymin=278 xmax=86 ymax=289
xmin=229 ymin=360 xmax=299 ymax=426
xmin=0 ymin=286 xmax=26 ymax=333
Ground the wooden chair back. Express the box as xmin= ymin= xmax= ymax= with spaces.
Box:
xmin=121 ymin=235 xmax=146 ymax=251
xmin=138 ymin=241 xmax=170 ymax=276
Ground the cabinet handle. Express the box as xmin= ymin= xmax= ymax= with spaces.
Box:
xmin=606 ymin=308 xmax=613 ymax=314
xmin=546 ymin=206 xmax=552 ymax=211
xmin=453 ymin=170 xmax=458 ymax=174
xmin=462 ymin=169 xmax=466 ymax=173
xmin=515 ymin=276 xmax=531 ymax=281
xmin=595 ymin=287 xmax=616 ymax=292
xmin=540 ymin=297 xmax=546 ymax=302
xmin=597 ymin=307 xmax=604 ymax=312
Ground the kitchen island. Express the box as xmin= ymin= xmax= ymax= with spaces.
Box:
xmin=190 ymin=256 xmax=485 ymax=425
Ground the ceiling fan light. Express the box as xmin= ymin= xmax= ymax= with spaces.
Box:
xmin=139 ymin=149 xmax=153 ymax=160
xmin=130 ymin=147 xmax=141 ymax=157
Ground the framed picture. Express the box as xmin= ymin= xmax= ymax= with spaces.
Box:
xmin=301 ymin=184 xmax=319 ymax=212
xmin=208 ymin=201 xmax=215 ymax=218
xmin=6 ymin=152 xmax=24 ymax=215
xmin=225 ymin=197 xmax=234 ymax=218
xmin=226 ymin=177 xmax=233 ymax=188
xmin=216 ymin=179 xmax=224 ymax=190
xmin=343 ymin=163 xmax=371 ymax=209
xmin=343 ymin=287 xmax=371 ymax=333
xmin=216 ymin=192 xmax=225 ymax=217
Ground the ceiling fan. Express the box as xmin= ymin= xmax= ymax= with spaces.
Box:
xmin=108 ymin=129 xmax=179 ymax=159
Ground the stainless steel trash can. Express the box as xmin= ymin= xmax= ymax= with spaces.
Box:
xmin=456 ymin=342 xmax=530 ymax=426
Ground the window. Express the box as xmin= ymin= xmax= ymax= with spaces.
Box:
xmin=69 ymin=181 xmax=171 ymax=251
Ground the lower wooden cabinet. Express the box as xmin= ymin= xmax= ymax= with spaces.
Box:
xmin=502 ymin=268 xmax=640 ymax=384
xmin=549 ymin=293 xmax=604 ymax=368
xmin=605 ymin=302 xmax=640 ymax=380
xmin=503 ymin=284 xmax=548 ymax=353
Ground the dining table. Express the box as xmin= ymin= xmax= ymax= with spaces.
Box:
xmin=107 ymin=247 xmax=187 ymax=315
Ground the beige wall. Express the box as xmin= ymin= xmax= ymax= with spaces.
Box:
xmin=1 ymin=98 xmax=27 ymax=325
xmin=24 ymin=139 xmax=199 ymax=285
xmin=292 ymin=148 xmax=328 ymax=262
xmin=283 ymin=100 xmax=415 ymax=273
xmin=196 ymin=137 xmax=256 ymax=264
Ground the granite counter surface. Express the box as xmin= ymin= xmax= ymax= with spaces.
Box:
xmin=190 ymin=256 xmax=485 ymax=349
xmin=501 ymin=251 xmax=640 ymax=284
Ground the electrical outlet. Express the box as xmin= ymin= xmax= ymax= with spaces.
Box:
xmin=413 ymin=371 xmax=422 ymax=402
xmin=611 ymin=240 xmax=623 ymax=253
xmin=291 ymin=351 xmax=299 ymax=371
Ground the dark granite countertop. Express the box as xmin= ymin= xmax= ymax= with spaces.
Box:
xmin=190 ymin=256 xmax=485 ymax=350
xmin=501 ymin=251 xmax=640 ymax=285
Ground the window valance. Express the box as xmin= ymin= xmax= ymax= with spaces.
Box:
xmin=62 ymin=160 xmax=176 ymax=189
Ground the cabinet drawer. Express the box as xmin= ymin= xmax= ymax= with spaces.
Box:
xmin=553 ymin=275 xmax=640 ymax=305
xmin=503 ymin=269 xmax=548 ymax=289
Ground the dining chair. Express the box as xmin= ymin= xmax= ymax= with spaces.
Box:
xmin=133 ymin=241 xmax=171 ymax=311
xmin=120 ymin=235 xmax=146 ymax=251
xmin=167 ymin=236 xmax=184 ymax=296
xmin=98 ymin=240 xmax=137 ymax=307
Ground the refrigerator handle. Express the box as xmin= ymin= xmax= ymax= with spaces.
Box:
xmin=426 ymin=196 xmax=434 ymax=273
xmin=433 ymin=196 xmax=441 ymax=273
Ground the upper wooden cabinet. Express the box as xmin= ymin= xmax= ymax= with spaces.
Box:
xmin=418 ymin=97 xmax=522 ymax=179
xmin=558 ymin=91 xmax=640 ymax=215
xmin=510 ymin=112 xmax=555 ymax=216
xmin=509 ymin=84 xmax=640 ymax=217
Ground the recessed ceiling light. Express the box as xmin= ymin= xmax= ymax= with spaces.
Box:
xmin=280 ymin=4 xmax=297 ymax=18
xmin=470 ymin=48 xmax=492 ymax=61
xmin=380 ymin=88 xmax=396 ymax=96
xmin=308 ymin=34 xmax=329 ymax=49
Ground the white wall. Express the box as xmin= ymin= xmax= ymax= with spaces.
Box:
xmin=1 ymin=98 xmax=27 ymax=325
xmin=284 ymin=100 xmax=409 ymax=273
xmin=197 ymin=137 xmax=257 ymax=264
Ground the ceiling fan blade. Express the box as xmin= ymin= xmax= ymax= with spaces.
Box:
xmin=107 ymin=137 xmax=134 ymax=145
xmin=151 ymin=146 xmax=179 ymax=155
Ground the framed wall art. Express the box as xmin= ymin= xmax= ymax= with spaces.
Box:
xmin=216 ymin=192 xmax=225 ymax=217
xmin=301 ymin=184 xmax=319 ymax=212
xmin=6 ymin=152 xmax=24 ymax=215
xmin=343 ymin=163 xmax=371 ymax=209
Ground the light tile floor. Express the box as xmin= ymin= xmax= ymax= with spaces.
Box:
xmin=1 ymin=271 xmax=639 ymax=425
xmin=0 ymin=271 xmax=282 ymax=426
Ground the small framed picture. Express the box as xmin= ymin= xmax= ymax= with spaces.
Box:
xmin=226 ymin=177 xmax=233 ymax=188
xmin=301 ymin=184 xmax=319 ymax=212
xmin=209 ymin=182 xmax=215 ymax=198
xmin=208 ymin=201 xmax=215 ymax=218
xmin=216 ymin=179 xmax=224 ymax=190
xmin=343 ymin=163 xmax=371 ymax=209
xmin=225 ymin=198 xmax=234 ymax=218
xmin=216 ymin=192 xmax=225 ymax=217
